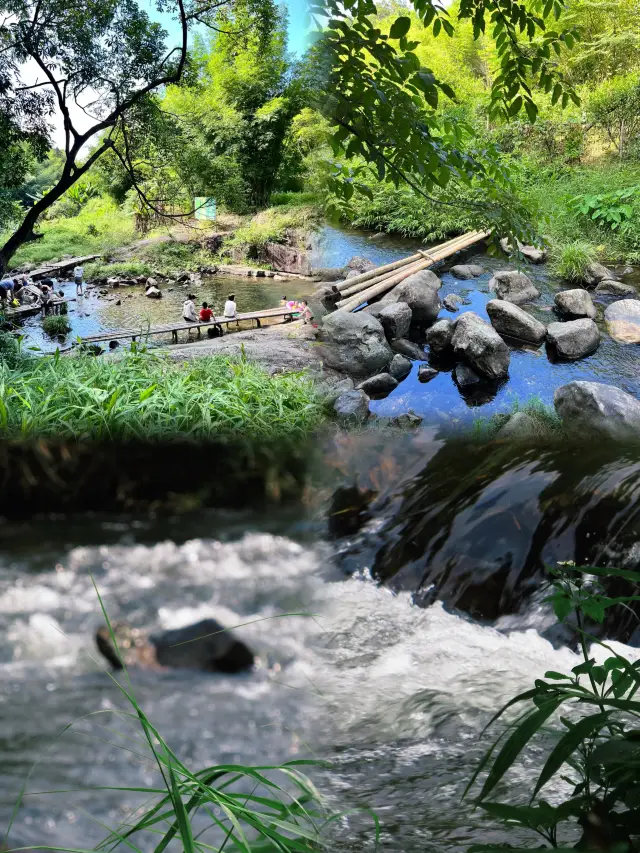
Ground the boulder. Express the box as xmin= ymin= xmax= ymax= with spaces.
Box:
xmin=346 ymin=269 xmax=361 ymax=280
xmin=489 ymin=270 xmax=540 ymax=305
xmin=357 ymin=373 xmax=398 ymax=395
xmin=454 ymin=363 xmax=482 ymax=387
xmin=425 ymin=318 xmax=454 ymax=352
xmin=583 ymin=262 xmax=614 ymax=287
xmin=595 ymin=280 xmax=637 ymax=297
xmin=497 ymin=412 xmax=538 ymax=439
xmin=554 ymin=381 xmax=640 ymax=439
xmin=452 ymin=312 xmax=510 ymax=379
xmin=390 ymin=338 xmax=429 ymax=361
xmin=313 ymin=267 xmax=346 ymax=282
xmin=443 ymin=294 xmax=464 ymax=312
xmin=308 ymin=285 xmax=339 ymax=320
xmin=347 ymin=256 xmax=377 ymax=273
xmin=379 ymin=302 xmax=412 ymax=340
xmin=605 ymin=299 xmax=640 ymax=343
xmin=546 ymin=319 xmax=600 ymax=360
xmin=554 ymin=289 xmax=596 ymax=319
xmin=450 ymin=264 xmax=484 ymax=279
xmin=264 ymin=243 xmax=311 ymax=276
xmin=202 ymin=233 xmax=224 ymax=253
xmin=388 ymin=354 xmax=412 ymax=381
xmin=417 ymin=365 xmax=438 ymax=383
xmin=486 ymin=299 xmax=546 ymax=345
xmin=319 ymin=376 xmax=354 ymax=406
xmin=146 ymin=277 xmax=157 ymax=288
xmin=334 ymin=389 xmax=370 ymax=422
xmin=499 ymin=238 xmax=547 ymax=264
xmin=321 ymin=310 xmax=393 ymax=377
xmin=392 ymin=273 xmax=442 ymax=325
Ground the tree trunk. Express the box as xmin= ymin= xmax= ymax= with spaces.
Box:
xmin=620 ymin=119 xmax=625 ymax=160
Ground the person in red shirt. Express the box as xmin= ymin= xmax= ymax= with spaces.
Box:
xmin=199 ymin=301 xmax=214 ymax=321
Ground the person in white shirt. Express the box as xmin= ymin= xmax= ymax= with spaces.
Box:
xmin=182 ymin=294 xmax=198 ymax=337
xmin=73 ymin=266 xmax=84 ymax=296
xmin=223 ymin=294 xmax=237 ymax=320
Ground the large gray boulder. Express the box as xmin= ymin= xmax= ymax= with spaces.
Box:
xmin=379 ymin=302 xmax=412 ymax=340
xmin=347 ymin=256 xmax=376 ymax=273
xmin=489 ymin=270 xmax=540 ymax=305
xmin=321 ymin=310 xmax=393 ymax=377
xmin=312 ymin=267 xmax=346 ymax=282
xmin=357 ymin=373 xmax=398 ymax=395
xmin=454 ymin=363 xmax=482 ymax=387
xmin=388 ymin=354 xmax=412 ymax=381
xmin=583 ymin=262 xmax=614 ymax=287
xmin=604 ymin=299 xmax=640 ymax=343
xmin=497 ymin=411 xmax=538 ymax=439
xmin=264 ymin=243 xmax=311 ymax=276
xmin=595 ymin=280 xmax=637 ymax=297
xmin=554 ymin=381 xmax=640 ymax=439
xmin=390 ymin=338 xmax=429 ymax=361
xmin=554 ymin=289 xmax=596 ymax=319
xmin=452 ymin=312 xmax=510 ymax=379
xmin=486 ymin=299 xmax=546 ymax=345
xmin=425 ymin=317 xmax=454 ymax=352
xmin=547 ymin=319 xmax=600 ymax=360
xmin=443 ymin=294 xmax=464 ymax=312
xmin=499 ymin=238 xmax=547 ymax=264
xmin=333 ymin=389 xmax=370 ymax=422
xmin=417 ymin=365 xmax=438 ymax=383
xmin=450 ymin=264 xmax=484 ymax=279
xmin=391 ymin=270 xmax=442 ymax=325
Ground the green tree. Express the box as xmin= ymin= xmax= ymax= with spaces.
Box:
xmin=587 ymin=73 xmax=640 ymax=158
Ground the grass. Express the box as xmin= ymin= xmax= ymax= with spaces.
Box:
xmin=471 ymin=396 xmax=564 ymax=442
xmin=0 ymin=345 xmax=323 ymax=442
xmin=84 ymin=259 xmax=154 ymax=280
xmin=549 ymin=239 xmax=597 ymax=282
xmin=229 ymin=205 xmax=322 ymax=258
xmin=42 ymin=315 xmax=72 ymax=337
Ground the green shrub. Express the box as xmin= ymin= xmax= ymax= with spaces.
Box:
xmin=229 ymin=205 xmax=322 ymax=257
xmin=0 ymin=332 xmax=25 ymax=368
xmin=84 ymin=260 xmax=153 ymax=280
xmin=550 ymin=240 xmax=597 ymax=282
xmin=472 ymin=396 xmax=564 ymax=441
xmin=42 ymin=315 xmax=72 ymax=337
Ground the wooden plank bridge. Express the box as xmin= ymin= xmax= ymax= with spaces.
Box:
xmin=77 ymin=306 xmax=298 ymax=345
xmin=26 ymin=254 xmax=100 ymax=281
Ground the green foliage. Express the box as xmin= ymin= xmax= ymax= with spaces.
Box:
xmin=229 ymin=204 xmax=322 ymax=257
xmin=472 ymin=397 xmax=564 ymax=442
xmin=0 ymin=332 xmax=25 ymax=369
xmin=0 ymin=350 xmax=323 ymax=441
xmin=550 ymin=240 xmax=597 ymax=282
xmin=570 ymin=186 xmax=640 ymax=234
xmin=587 ymin=73 xmax=640 ymax=158
xmin=466 ymin=563 xmax=640 ymax=852
xmin=42 ymin=315 xmax=72 ymax=337
xmin=84 ymin=259 xmax=153 ymax=281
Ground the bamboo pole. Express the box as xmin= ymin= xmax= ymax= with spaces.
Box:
xmin=337 ymin=256 xmax=427 ymax=301
xmin=338 ymin=230 xmax=491 ymax=313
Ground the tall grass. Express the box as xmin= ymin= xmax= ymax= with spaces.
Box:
xmin=42 ymin=315 xmax=72 ymax=337
xmin=0 ymin=349 xmax=323 ymax=441
xmin=472 ymin=395 xmax=564 ymax=441
xmin=549 ymin=239 xmax=597 ymax=282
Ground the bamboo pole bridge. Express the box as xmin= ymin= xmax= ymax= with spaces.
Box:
xmin=334 ymin=230 xmax=491 ymax=313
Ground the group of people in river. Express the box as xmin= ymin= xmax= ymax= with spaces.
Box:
xmin=0 ymin=265 xmax=85 ymax=312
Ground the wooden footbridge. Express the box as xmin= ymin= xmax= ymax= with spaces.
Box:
xmin=77 ymin=306 xmax=298 ymax=346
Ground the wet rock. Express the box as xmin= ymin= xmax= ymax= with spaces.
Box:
xmin=309 ymin=285 xmax=339 ymax=320
xmin=547 ymin=319 xmax=600 ymax=359
xmin=554 ymin=381 xmax=640 ymax=439
xmin=417 ymin=365 xmax=438 ymax=383
xmin=321 ymin=311 xmax=393 ymax=377
xmin=319 ymin=376 xmax=354 ymax=406
xmin=454 ymin=363 xmax=482 ymax=387
xmin=443 ymin=294 xmax=464 ymax=312
xmin=489 ymin=270 xmax=540 ymax=304
xmin=357 ymin=373 xmax=398 ymax=395
xmin=388 ymin=354 xmax=412 ymax=381
xmin=369 ymin=232 xmax=385 ymax=240
xmin=499 ymin=238 xmax=547 ymax=264
xmin=312 ymin=267 xmax=346 ymax=282
xmin=379 ymin=302 xmax=412 ymax=340
xmin=390 ymin=410 xmax=423 ymax=427
xmin=554 ymin=288 xmax=596 ymax=319
xmin=486 ymin=299 xmax=546 ymax=345
xmin=328 ymin=485 xmax=377 ymax=537
xmin=497 ymin=412 xmax=538 ymax=439
xmin=452 ymin=312 xmax=510 ymax=379
xmin=347 ymin=256 xmax=377 ymax=273
xmin=392 ymin=272 xmax=441 ymax=325
xmin=146 ymin=277 xmax=157 ymax=288
xmin=115 ymin=299 xmax=121 ymax=306
xmin=425 ymin=318 xmax=454 ymax=352
xmin=604 ymin=299 xmax=640 ymax=343
xmin=390 ymin=338 xmax=428 ymax=361
xmin=177 ymin=272 xmax=190 ymax=283
xmin=583 ymin=262 xmax=615 ymax=287
xmin=450 ymin=264 xmax=483 ymax=279
xmin=264 ymin=243 xmax=311 ymax=276
xmin=333 ymin=389 xmax=370 ymax=422
xmin=595 ymin=280 xmax=637 ymax=297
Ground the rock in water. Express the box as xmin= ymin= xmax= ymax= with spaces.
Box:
xmin=318 ymin=376 xmax=354 ymax=406
xmin=150 ymin=619 xmax=255 ymax=672
xmin=583 ymin=262 xmax=615 ymax=287
xmin=454 ymin=363 xmax=482 ymax=387
xmin=488 ymin=270 xmax=540 ymax=304
xmin=392 ymin=271 xmax=442 ymax=325
xmin=321 ymin=311 xmax=393 ymax=377
xmin=604 ymin=299 xmax=640 ymax=343
xmin=390 ymin=338 xmax=429 ymax=361
xmin=497 ymin=412 xmax=538 ymax=439
xmin=388 ymin=354 xmax=412 ymax=381
xmin=554 ymin=381 xmax=640 ymax=439
xmin=264 ymin=243 xmax=311 ymax=276
xmin=519 ymin=245 xmax=546 ymax=264
xmin=417 ymin=365 xmax=438 ymax=383
xmin=547 ymin=319 xmax=600 ymax=359
xmin=347 ymin=256 xmax=377 ymax=273
xmin=357 ymin=373 xmax=398 ymax=395
xmin=312 ymin=267 xmax=346 ymax=282
xmin=595 ymin=280 xmax=637 ymax=297
xmin=379 ymin=302 xmax=412 ymax=340
xmin=443 ymin=294 xmax=464 ymax=312
xmin=554 ymin=288 xmax=596 ymax=319
xmin=486 ymin=299 xmax=546 ymax=345
xmin=452 ymin=312 xmax=510 ymax=379
xmin=334 ymin=389 xmax=370 ymax=421
xmin=450 ymin=264 xmax=483 ymax=279
xmin=425 ymin=318 xmax=454 ymax=352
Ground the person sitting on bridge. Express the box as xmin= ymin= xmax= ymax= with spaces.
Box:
xmin=199 ymin=301 xmax=214 ymax=322
xmin=223 ymin=293 xmax=237 ymax=320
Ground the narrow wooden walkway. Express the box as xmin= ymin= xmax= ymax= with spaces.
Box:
xmin=28 ymin=254 xmax=99 ymax=281
xmin=78 ymin=306 xmax=298 ymax=345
